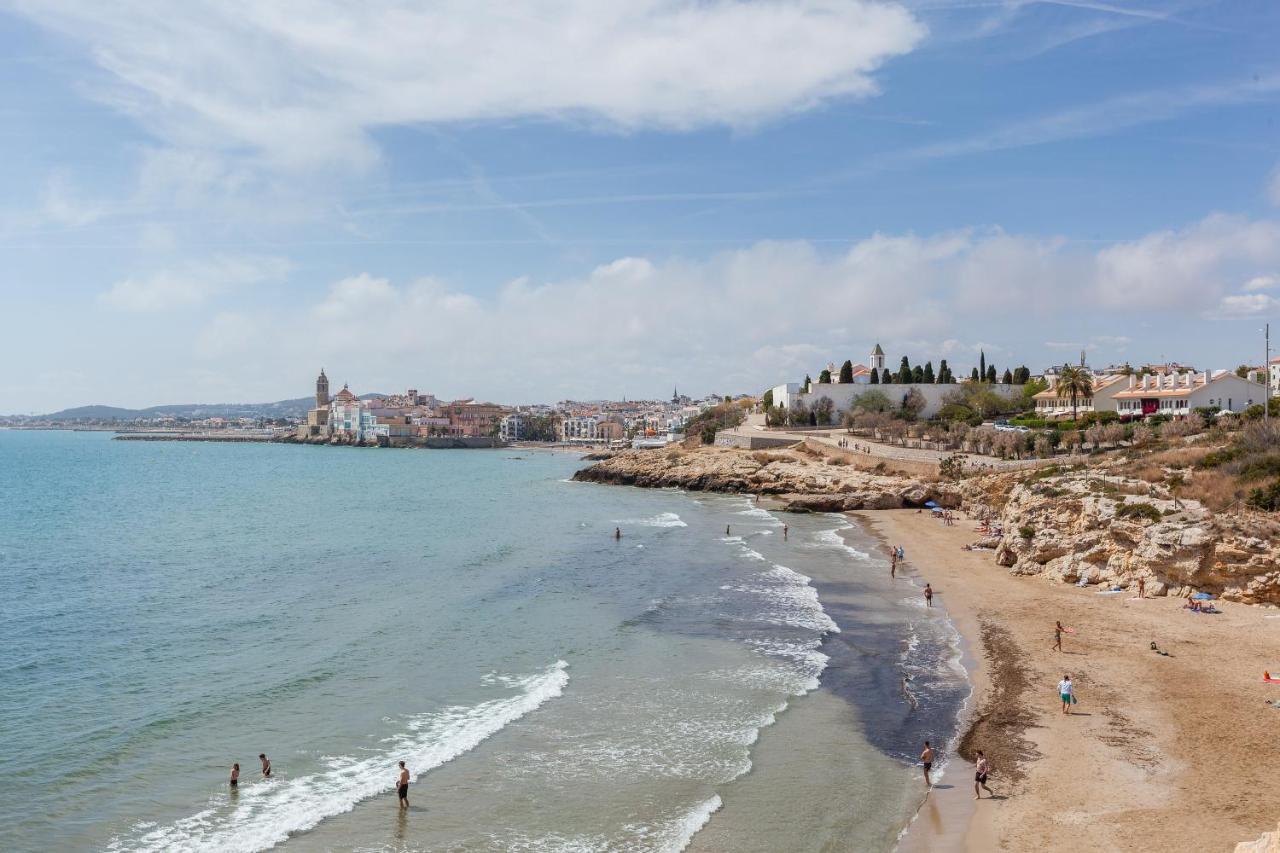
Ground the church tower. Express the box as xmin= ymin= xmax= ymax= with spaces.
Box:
xmin=870 ymin=343 xmax=885 ymax=372
xmin=316 ymin=368 xmax=330 ymax=409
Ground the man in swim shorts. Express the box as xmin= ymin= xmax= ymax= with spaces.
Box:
xmin=1058 ymin=675 xmax=1075 ymax=714
xmin=230 ymin=763 xmax=239 ymax=787
xmin=974 ymin=751 xmax=992 ymax=799
xmin=259 ymin=753 xmax=271 ymax=778
xmin=924 ymin=584 xmax=933 ymax=607
xmin=397 ymin=761 xmax=410 ymax=808
xmin=920 ymin=741 xmax=934 ymax=787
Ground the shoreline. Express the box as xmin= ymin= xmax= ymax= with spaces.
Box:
xmin=852 ymin=508 xmax=1280 ymax=852
xmin=840 ymin=514 xmax=987 ymax=853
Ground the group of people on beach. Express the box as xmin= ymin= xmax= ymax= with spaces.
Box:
xmin=229 ymin=755 xmax=412 ymax=808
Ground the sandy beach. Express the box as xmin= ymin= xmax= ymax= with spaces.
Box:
xmin=857 ymin=509 xmax=1280 ymax=853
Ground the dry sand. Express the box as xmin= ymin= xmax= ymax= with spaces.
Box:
xmin=856 ymin=509 xmax=1280 ymax=853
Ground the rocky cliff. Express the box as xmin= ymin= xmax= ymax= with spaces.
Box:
xmin=983 ymin=467 xmax=1280 ymax=605
xmin=573 ymin=445 xmax=961 ymax=512
xmin=1237 ymin=823 xmax=1280 ymax=853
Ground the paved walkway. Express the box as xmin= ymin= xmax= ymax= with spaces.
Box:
xmin=732 ymin=414 xmax=1063 ymax=472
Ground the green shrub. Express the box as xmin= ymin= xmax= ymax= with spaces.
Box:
xmin=1116 ymin=502 xmax=1162 ymax=522
xmin=1247 ymin=480 xmax=1280 ymax=512
xmin=1197 ymin=447 xmax=1243 ymax=469
xmin=1237 ymin=453 xmax=1280 ymax=481
xmin=1018 ymin=525 xmax=1035 ymax=539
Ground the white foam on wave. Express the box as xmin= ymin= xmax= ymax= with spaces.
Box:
xmin=494 ymin=795 xmax=722 ymax=853
xmin=617 ymin=512 xmax=688 ymax=528
xmin=108 ymin=661 xmax=570 ymax=853
xmin=809 ymin=527 xmax=870 ymax=560
xmin=734 ymin=507 xmax=781 ymax=524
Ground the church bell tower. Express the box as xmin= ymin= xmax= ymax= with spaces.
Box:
xmin=316 ymin=368 xmax=330 ymax=409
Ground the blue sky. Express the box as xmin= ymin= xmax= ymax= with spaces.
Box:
xmin=2 ymin=0 xmax=1278 ymax=412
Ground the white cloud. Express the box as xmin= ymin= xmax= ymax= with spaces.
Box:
xmin=179 ymin=214 xmax=1280 ymax=401
xmin=1211 ymin=293 xmax=1279 ymax=319
xmin=14 ymin=0 xmax=925 ymax=168
xmin=100 ymin=255 xmax=291 ymax=312
xmin=1244 ymin=274 xmax=1280 ymax=292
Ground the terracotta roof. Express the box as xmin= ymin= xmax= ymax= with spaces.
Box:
xmin=1032 ymin=375 xmax=1125 ymax=400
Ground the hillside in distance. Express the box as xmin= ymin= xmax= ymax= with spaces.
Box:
xmin=29 ymin=394 xmax=388 ymax=421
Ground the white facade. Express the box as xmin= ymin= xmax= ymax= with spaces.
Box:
xmin=1112 ymin=370 xmax=1262 ymax=416
xmin=784 ymin=381 xmax=1023 ymax=421
xmin=500 ymin=413 xmax=529 ymax=441
xmin=559 ymin=416 xmax=599 ymax=442
xmin=1033 ymin=375 xmax=1128 ymax=418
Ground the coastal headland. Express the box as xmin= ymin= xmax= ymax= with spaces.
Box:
xmin=575 ymin=442 xmax=1280 ymax=850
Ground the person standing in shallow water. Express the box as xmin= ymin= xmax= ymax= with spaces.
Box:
xmin=229 ymin=763 xmax=239 ymax=788
xmin=920 ymin=741 xmax=935 ymax=787
xmin=725 ymin=524 xmax=731 ymax=536
xmin=614 ymin=527 xmax=621 ymax=540
xmin=397 ymin=761 xmax=410 ymax=808
xmin=259 ymin=753 xmax=271 ymax=778
xmin=924 ymin=584 xmax=933 ymax=607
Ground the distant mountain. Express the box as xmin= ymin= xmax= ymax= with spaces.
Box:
xmin=31 ymin=393 xmax=388 ymax=421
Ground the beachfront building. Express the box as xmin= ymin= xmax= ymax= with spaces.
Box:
xmin=1032 ymin=375 xmax=1128 ymax=419
xmin=1112 ymin=370 xmax=1261 ymax=417
xmin=437 ymin=400 xmax=505 ymax=437
xmin=560 ymin=416 xmax=598 ymax=443
xmin=500 ymin=412 xmax=534 ymax=441
xmin=328 ymin=384 xmax=365 ymax=439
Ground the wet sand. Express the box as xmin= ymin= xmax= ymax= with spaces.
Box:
xmin=858 ymin=509 xmax=1280 ymax=853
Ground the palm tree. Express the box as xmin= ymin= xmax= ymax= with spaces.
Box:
xmin=1055 ymin=364 xmax=1094 ymax=422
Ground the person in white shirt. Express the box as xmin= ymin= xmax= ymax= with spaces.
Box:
xmin=1058 ymin=675 xmax=1075 ymax=714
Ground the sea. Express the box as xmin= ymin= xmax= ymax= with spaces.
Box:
xmin=0 ymin=430 xmax=969 ymax=852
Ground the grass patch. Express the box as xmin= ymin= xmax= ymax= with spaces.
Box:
xmin=1116 ymin=502 xmax=1162 ymax=523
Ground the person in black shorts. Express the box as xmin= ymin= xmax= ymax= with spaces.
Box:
xmin=230 ymin=763 xmax=239 ymax=787
xmin=920 ymin=741 xmax=934 ymax=787
xmin=259 ymin=753 xmax=271 ymax=778
xmin=397 ymin=761 xmax=410 ymax=808
xmin=974 ymin=750 xmax=993 ymax=798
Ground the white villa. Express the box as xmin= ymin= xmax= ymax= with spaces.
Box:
xmin=1035 ymin=370 xmax=1263 ymax=418
xmin=1032 ymin=375 xmax=1128 ymax=418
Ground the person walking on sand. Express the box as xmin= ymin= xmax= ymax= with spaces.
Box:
xmin=974 ymin=751 xmax=993 ymax=799
xmin=396 ymin=761 xmax=410 ymax=808
xmin=924 ymin=584 xmax=933 ymax=607
xmin=920 ymin=741 xmax=935 ymax=787
xmin=897 ymin=545 xmax=905 ymax=562
xmin=1058 ymin=674 xmax=1075 ymax=715
xmin=230 ymin=763 xmax=239 ymax=788
xmin=1137 ymin=576 xmax=1145 ymax=599
xmin=259 ymin=753 xmax=271 ymax=778
xmin=1053 ymin=620 xmax=1064 ymax=653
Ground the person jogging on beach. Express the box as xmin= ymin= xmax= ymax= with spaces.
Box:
xmin=259 ymin=753 xmax=271 ymax=778
xmin=397 ymin=761 xmax=410 ymax=808
xmin=1058 ymin=674 xmax=1076 ymax=714
xmin=1053 ymin=620 xmax=1064 ymax=652
xmin=230 ymin=763 xmax=239 ymax=788
xmin=974 ymin=751 xmax=992 ymax=799
xmin=920 ymin=741 xmax=935 ymax=787
xmin=924 ymin=584 xmax=933 ymax=607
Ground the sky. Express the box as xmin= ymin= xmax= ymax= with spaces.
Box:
xmin=1 ymin=0 xmax=1279 ymax=413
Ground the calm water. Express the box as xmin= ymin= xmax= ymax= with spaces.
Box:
xmin=0 ymin=431 xmax=967 ymax=852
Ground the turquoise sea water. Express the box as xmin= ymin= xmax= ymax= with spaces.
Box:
xmin=0 ymin=431 xmax=967 ymax=852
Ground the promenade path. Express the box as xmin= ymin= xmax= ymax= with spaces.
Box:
xmin=726 ymin=414 xmax=1065 ymax=473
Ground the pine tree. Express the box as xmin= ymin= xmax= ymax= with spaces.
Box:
xmin=881 ymin=368 xmax=892 ymax=384
xmin=839 ymin=360 xmax=854 ymax=383
xmin=1002 ymin=368 xmax=1013 ymax=384
xmin=869 ymin=368 xmax=879 ymax=384
xmin=1014 ymin=365 xmax=1030 ymax=384
xmin=923 ymin=361 xmax=935 ymax=384
xmin=898 ymin=356 xmax=912 ymax=383
xmin=819 ymin=368 xmax=832 ymax=384
xmin=971 ymin=367 xmax=980 ymax=382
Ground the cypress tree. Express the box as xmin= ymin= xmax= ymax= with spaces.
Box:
xmin=881 ymin=368 xmax=892 ymax=384
xmin=923 ymin=361 xmax=935 ymax=384
xmin=979 ymin=350 xmax=986 ymax=380
xmin=898 ymin=356 xmax=912 ymax=384
xmin=1002 ymin=368 xmax=1013 ymax=384
xmin=804 ymin=374 xmax=812 ymax=392
xmin=937 ymin=359 xmax=949 ymax=384
xmin=839 ymin=360 xmax=854 ymax=383
xmin=912 ymin=365 xmax=924 ymax=383
xmin=986 ymin=365 xmax=997 ymax=384
xmin=819 ymin=368 xmax=832 ymax=384
xmin=970 ymin=367 xmax=980 ymax=382
xmin=869 ymin=368 xmax=879 ymax=384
